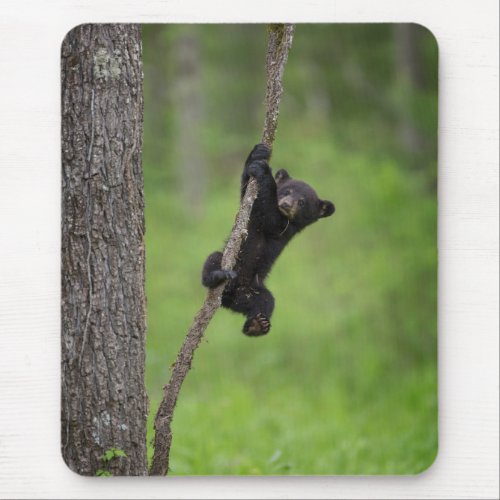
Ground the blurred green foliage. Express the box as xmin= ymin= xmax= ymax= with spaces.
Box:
xmin=142 ymin=24 xmax=438 ymax=475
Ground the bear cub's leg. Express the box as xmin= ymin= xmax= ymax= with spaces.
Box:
xmin=202 ymin=251 xmax=237 ymax=288
xmin=241 ymin=287 xmax=275 ymax=337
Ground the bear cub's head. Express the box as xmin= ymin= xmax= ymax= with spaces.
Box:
xmin=275 ymin=168 xmax=335 ymax=229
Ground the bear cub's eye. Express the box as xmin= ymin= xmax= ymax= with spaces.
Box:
xmin=298 ymin=199 xmax=305 ymax=207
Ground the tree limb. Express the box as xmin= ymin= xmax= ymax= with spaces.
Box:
xmin=150 ymin=23 xmax=295 ymax=476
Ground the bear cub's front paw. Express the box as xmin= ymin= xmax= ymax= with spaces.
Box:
xmin=249 ymin=143 xmax=271 ymax=162
xmin=248 ymin=160 xmax=269 ymax=179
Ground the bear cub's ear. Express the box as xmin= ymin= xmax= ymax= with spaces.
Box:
xmin=275 ymin=169 xmax=290 ymax=183
xmin=319 ymin=200 xmax=335 ymax=218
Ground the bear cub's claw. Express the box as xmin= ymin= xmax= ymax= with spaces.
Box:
xmin=243 ymin=313 xmax=271 ymax=336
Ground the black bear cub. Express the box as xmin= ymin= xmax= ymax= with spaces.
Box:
xmin=202 ymin=143 xmax=335 ymax=336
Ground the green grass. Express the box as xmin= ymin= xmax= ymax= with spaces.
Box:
xmin=144 ymin=129 xmax=437 ymax=475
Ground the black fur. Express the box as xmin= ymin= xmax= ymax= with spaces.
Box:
xmin=202 ymin=143 xmax=335 ymax=336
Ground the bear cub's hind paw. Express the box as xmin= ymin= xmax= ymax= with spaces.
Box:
xmin=243 ymin=313 xmax=271 ymax=336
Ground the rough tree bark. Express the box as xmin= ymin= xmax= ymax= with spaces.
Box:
xmin=61 ymin=24 xmax=148 ymax=476
xmin=150 ymin=23 xmax=295 ymax=476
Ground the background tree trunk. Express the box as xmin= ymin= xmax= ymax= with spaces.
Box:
xmin=174 ymin=26 xmax=205 ymax=215
xmin=61 ymin=24 xmax=148 ymax=476
xmin=394 ymin=23 xmax=425 ymax=156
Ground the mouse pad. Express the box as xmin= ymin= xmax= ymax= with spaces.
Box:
xmin=61 ymin=23 xmax=438 ymax=476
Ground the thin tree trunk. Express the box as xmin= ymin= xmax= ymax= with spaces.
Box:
xmin=61 ymin=24 xmax=148 ymax=476
xmin=150 ymin=23 xmax=295 ymax=476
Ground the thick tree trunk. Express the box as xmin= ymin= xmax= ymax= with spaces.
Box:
xmin=61 ymin=24 xmax=148 ymax=476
